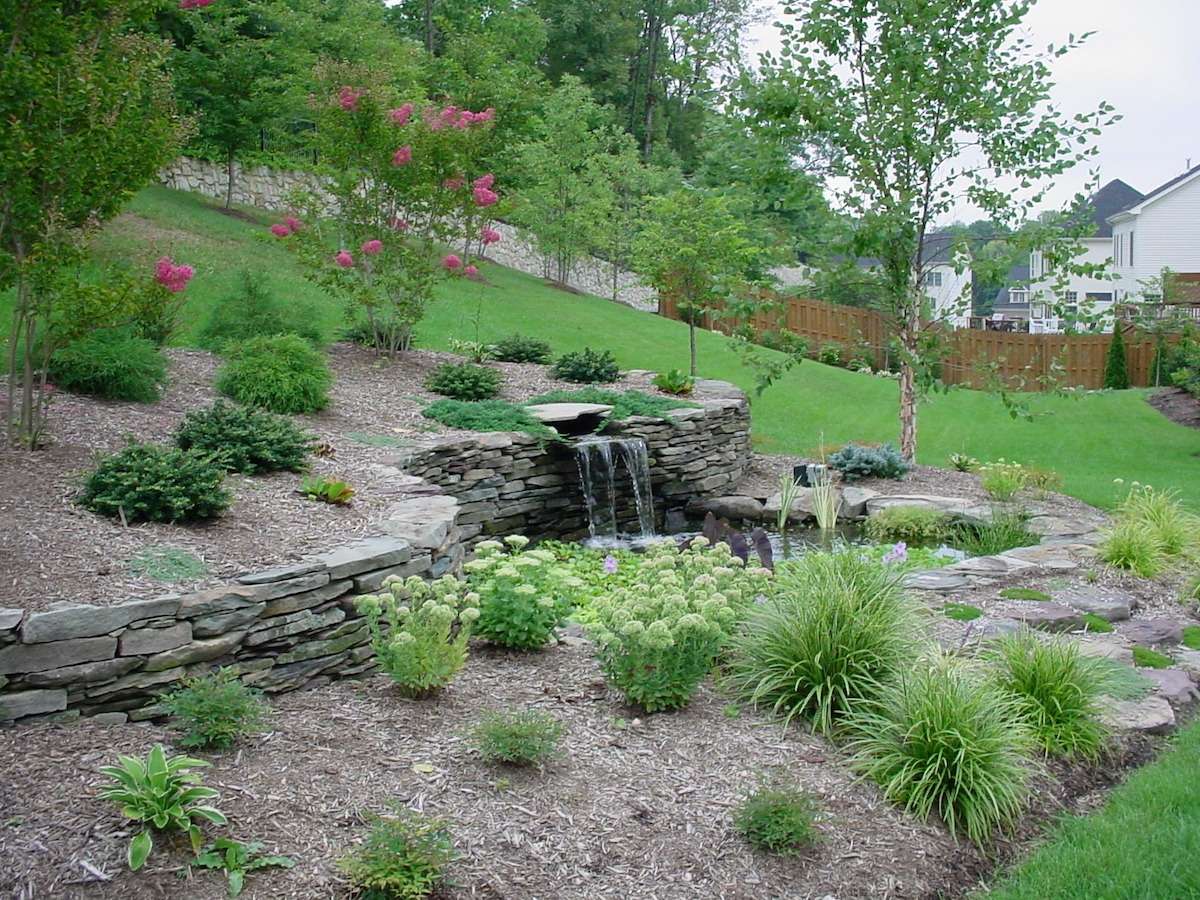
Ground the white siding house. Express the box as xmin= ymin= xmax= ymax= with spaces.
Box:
xmin=922 ymin=256 xmax=972 ymax=328
xmin=1108 ymin=163 xmax=1200 ymax=303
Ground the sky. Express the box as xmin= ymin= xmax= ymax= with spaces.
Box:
xmin=744 ymin=0 xmax=1200 ymax=222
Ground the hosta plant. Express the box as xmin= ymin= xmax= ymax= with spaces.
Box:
xmin=357 ymin=575 xmax=481 ymax=697
xmin=652 ymin=368 xmax=695 ymax=395
xmin=98 ymin=744 xmax=228 ymax=870
xmin=194 ymin=838 xmax=294 ymax=898
xmin=462 ymin=536 xmax=576 ymax=650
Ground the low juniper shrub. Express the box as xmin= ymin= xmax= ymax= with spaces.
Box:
xmin=551 ymin=348 xmax=619 ymax=383
xmin=175 ymin=400 xmax=313 ymax=474
xmin=491 ymin=333 xmax=552 ymax=364
xmin=422 ymin=399 xmax=556 ymax=439
xmin=829 ymin=443 xmax=910 ymax=481
xmin=81 ymin=443 xmax=231 ymax=524
xmin=424 ymin=362 xmax=502 ymax=400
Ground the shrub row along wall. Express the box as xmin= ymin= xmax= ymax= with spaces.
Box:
xmin=396 ymin=379 xmax=752 ymax=542
xmin=0 ymin=499 xmax=464 ymax=725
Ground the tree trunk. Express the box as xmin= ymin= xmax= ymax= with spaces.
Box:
xmin=688 ymin=321 xmax=697 ymax=377
xmin=641 ymin=7 xmax=662 ymax=159
xmin=898 ymin=357 xmax=917 ymax=461
xmin=225 ymin=150 xmax=235 ymax=210
xmin=424 ymin=0 xmax=434 ymax=53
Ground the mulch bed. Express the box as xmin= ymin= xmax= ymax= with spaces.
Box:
xmin=0 ymin=345 xmax=649 ymax=612
xmin=1148 ymin=387 xmax=1200 ymax=430
xmin=0 ymin=637 xmax=1159 ymax=900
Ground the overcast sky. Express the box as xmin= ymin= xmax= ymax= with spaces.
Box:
xmin=745 ymin=0 xmax=1200 ymax=222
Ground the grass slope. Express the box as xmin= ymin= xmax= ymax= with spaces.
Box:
xmin=982 ymin=719 xmax=1200 ymax=899
xmin=5 ymin=186 xmax=1198 ymax=510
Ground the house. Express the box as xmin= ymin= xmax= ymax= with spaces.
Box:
xmin=983 ymin=261 xmax=1033 ymax=330
xmin=1108 ymin=162 xmax=1200 ymax=321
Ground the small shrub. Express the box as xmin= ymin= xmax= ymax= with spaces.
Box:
xmin=846 ymin=654 xmax=1034 ymax=846
xmin=952 ymin=513 xmax=1039 ymax=557
xmin=829 ymin=443 xmax=910 ymax=481
xmin=357 ymin=575 xmax=481 ymax=697
xmin=1097 ymin=520 xmax=1164 ymax=578
xmin=196 ymin=270 xmax=324 ymax=351
xmin=1103 ymin=326 xmax=1130 ymax=390
xmin=424 ymin=362 xmax=502 ymax=400
xmin=163 ymin=668 xmax=269 ymax=750
xmin=727 ymin=551 xmax=919 ymax=734
xmin=733 ymin=778 xmax=820 ymax=855
xmin=979 ymin=460 xmax=1027 ymax=502
xmin=99 ymin=744 xmax=227 ymax=870
xmin=1082 ymin=613 xmax=1115 ymax=633
xmin=463 ymin=536 xmax=573 ymax=650
xmin=653 ymin=368 xmax=695 ymax=395
xmin=987 ymin=632 xmax=1109 ymax=759
xmin=81 ymin=443 xmax=231 ymax=524
xmin=175 ymin=400 xmax=312 ymax=475
xmin=550 ymin=347 xmax=619 ymax=383
xmin=216 ymin=334 xmax=332 ymax=415
xmin=1132 ymin=646 xmax=1172 ymax=669
xmin=945 ymin=603 xmax=983 ymax=621
xmin=337 ymin=809 xmax=455 ymax=900
xmin=1000 ymin=587 xmax=1053 ymax=602
xmin=128 ymin=546 xmax=209 ymax=583
xmin=448 ymin=338 xmax=495 ymax=363
xmin=527 ymin=387 xmax=694 ymax=421
xmin=1023 ymin=466 xmax=1063 ymax=495
xmin=422 ymin=399 xmax=555 ymax=439
xmin=816 ymin=342 xmax=844 ymax=367
xmin=864 ymin=506 xmax=949 ymax=545
xmin=491 ymin=333 xmax=552 ymax=364
xmin=194 ymin=838 xmax=294 ymax=897
xmin=471 ymin=708 xmax=564 ymax=766
xmin=300 ymin=475 xmax=355 ymax=505
xmin=948 ymin=452 xmax=980 ymax=472
xmin=50 ymin=328 xmax=167 ymax=402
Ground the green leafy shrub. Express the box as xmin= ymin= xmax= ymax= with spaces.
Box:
xmin=357 ymin=575 xmax=481 ymax=697
xmin=422 ymin=399 xmax=555 ymax=439
xmin=216 ymin=334 xmax=332 ymax=414
xmin=828 ymin=443 xmax=910 ymax=481
xmin=728 ymin=551 xmax=918 ymax=734
xmin=951 ymin=512 xmax=1039 ymax=556
xmin=491 ymin=333 xmax=552 ymax=364
xmin=424 ymin=362 xmax=502 ymax=400
xmin=987 ymin=632 xmax=1109 ymax=760
xmin=471 ymin=708 xmax=564 ymax=766
xmin=300 ymin=475 xmax=355 ymax=505
xmin=584 ymin=539 xmax=771 ymax=712
xmin=50 ymin=328 xmax=167 ymax=402
xmin=527 ymin=387 xmax=694 ymax=421
xmin=944 ymin=603 xmax=983 ymax=621
xmin=1131 ymin=646 xmax=1172 ymax=670
xmin=1098 ymin=520 xmax=1164 ymax=578
xmin=733 ymin=778 xmax=821 ymax=855
xmin=1023 ymin=466 xmax=1064 ymax=495
xmin=338 ymin=810 xmax=455 ymax=899
xmin=948 ymin=452 xmax=980 ymax=472
xmin=175 ymin=400 xmax=312 ymax=475
xmin=163 ymin=668 xmax=269 ymax=750
xmin=195 ymin=838 xmax=294 ymax=898
xmin=463 ymin=536 xmax=574 ymax=650
xmin=979 ymin=460 xmax=1026 ymax=502
xmin=816 ymin=342 xmax=844 ymax=366
xmin=99 ymin=744 xmax=227 ymax=870
xmin=448 ymin=338 xmax=495 ymax=363
xmin=1000 ymin=587 xmax=1053 ymax=602
xmin=81 ymin=443 xmax=231 ymax=524
xmin=846 ymin=655 xmax=1034 ymax=846
xmin=196 ymin=270 xmax=324 ymax=351
xmin=864 ymin=506 xmax=949 ymax=545
xmin=652 ymin=368 xmax=695 ymax=395
xmin=550 ymin=347 xmax=619 ymax=383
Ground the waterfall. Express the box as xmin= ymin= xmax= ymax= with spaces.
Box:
xmin=574 ymin=437 xmax=656 ymax=545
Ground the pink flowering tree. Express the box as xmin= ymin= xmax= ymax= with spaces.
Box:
xmin=275 ymin=64 xmax=501 ymax=358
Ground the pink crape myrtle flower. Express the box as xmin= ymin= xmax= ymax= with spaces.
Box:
xmin=284 ymin=216 xmax=302 ymax=233
xmin=179 ymin=0 xmax=214 ymax=8
xmin=361 ymin=239 xmax=383 ymax=256
xmin=442 ymin=176 xmax=466 ymax=191
xmin=389 ymin=103 xmax=414 ymax=125
xmin=337 ymin=86 xmax=362 ymax=111
xmin=473 ymin=173 xmax=495 ymax=191
xmin=391 ymin=145 xmax=412 ymax=167
xmin=154 ymin=257 xmax=194 ymax=293
xmin=472 ymin=186 xmax=499 ymax=208
xmin=269 ymin=223 xmax=290 ymax=238
xmin=390 ymin=217 xmax=410 ymax=231
xmin=474 ymin=107 xmax=495 ymax=123
xmin=481 ymin=226 xmax=501 ymax=246
xmin=442 ymin=254 xmax=462 ymax=271
xmin=464 ymin=264 xmax=479 ymax=278
xmin=334 ymin=249 xmax=354 ymax=268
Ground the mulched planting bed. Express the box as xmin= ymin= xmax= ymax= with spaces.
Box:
xmin=0 ymin=345 xmax=650 ymax=612
xmin=0 ymin=637 xmax=1162 ymax=900
xmin=1148 ymin=386 xmax=1200 ymax=430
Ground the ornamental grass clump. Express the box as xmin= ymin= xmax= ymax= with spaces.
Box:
xmin=1115 ymin=484 xmax=1198 ymax=559
xmin=584 ymin=538 xmax=771 ymax=712
xmin=986 ymin=632 xmax=1109 ymax=760
xmin=727 ymin=551 xmax=919 ymax=735
xmin=1097 ymin=519 xmax=1165 ymax=578
xmin=462 ymin=536 xmax=577 ymax=650
xmin=846 ymin=653 xmax=1035 ymax=846
xmin=357 ymin=575 xmax=480 ymax=697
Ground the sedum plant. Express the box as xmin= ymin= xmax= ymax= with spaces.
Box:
xmin=584 ymin=538 xmax=771 ymax=712
xmin=357 ymin=575 xmax=480 ymax=697
xmin=99 ymin=744 xmax=227 ymax=870
xmin=463 ymin=536 xmax=576 ymax=650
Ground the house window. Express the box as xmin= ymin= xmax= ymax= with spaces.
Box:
xmin=1130 ymin=233 xmax=1134 ymax=266
xmin=924 ymin=271 xmax=943 ymax=287
xmin=1062 ymin=291 xmax=1078 ymax=302
xmin=1009 ymin=289 xmax=1029 ymax=304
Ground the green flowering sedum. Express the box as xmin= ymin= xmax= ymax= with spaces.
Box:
xmin=464 ymin=536 xmax=577 ymax=650
xmin=585 ymin=538 xmax=772 ymax=712
xmin=356 ymin=575 xmax=480 ymax=697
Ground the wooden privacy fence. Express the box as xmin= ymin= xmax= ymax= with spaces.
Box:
xmin=658 ymin=294 xmax=1168 ymax=391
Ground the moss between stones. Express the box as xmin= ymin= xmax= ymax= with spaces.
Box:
xmin=999 ymin=587 xmax=1054 ymax=603
xmin=944 ymin=603 xmax=983 ymax=622
xmin=1131 ymin=646 xmax=1173 ymax=670
xmin=1081 ymin=613 xmax=1115 ymax=634
xmin=1182 ymin=626 xmax=1200 ymax=651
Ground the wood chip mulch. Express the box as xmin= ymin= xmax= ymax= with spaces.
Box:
xmin=1148 ymin=387 xmax=1200 ymax=430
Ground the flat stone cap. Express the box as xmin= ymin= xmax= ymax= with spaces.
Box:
xmin=525 ymin=403 xmax=613 ymax=423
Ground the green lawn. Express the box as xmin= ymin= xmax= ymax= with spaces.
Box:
xmin=982 ymin=719 xmax=1200 ymax=899
xmin=6 ymin=185 xmax=1198 ymax=511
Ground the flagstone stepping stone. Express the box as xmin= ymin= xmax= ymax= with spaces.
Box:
xmin=903 ymin=570 xmax=970 ymax=592
xmin=1102 ymin=695 xmax=1175 ymax=734
xmin=1075 ymin=637 xmax=1135 ymax=666
xmin=1057 ymin=588 xmax=1134 ymax=622
xmin=1008 ymin=601 xmax=1084 ymax=633
xmin=1141 ymin=668 xmax=1200 ymax=707
xmin=999 ymin=544 xmax=1081 ymax=571
xmin=1173 ymin=650 xmax=1200 ymax=680
xmin=838 ymin=486 xmax=878 ymax=518
xmin=764 ymin=490 xmax=814 ymax=522
xmin=1120 ymin=618 xmax=1184 ymax=647
xmin=971 ymin=617 xmax=1023 ymax=640
xmin=866 ymin=494 xmax=974 ymax=516
xmin=946 ymin=555 xmax=1036 ymax=577
xmin=1025 ymin=515 xmax=1105 ymax=541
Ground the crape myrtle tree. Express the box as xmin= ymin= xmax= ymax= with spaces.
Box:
xmin=746 ymin=0 xmax=1117 ymax=459
xmin=1 ymin=0 xmax=183 ymax=448
xmin=273 ymin=62 xmax=500 ymax=358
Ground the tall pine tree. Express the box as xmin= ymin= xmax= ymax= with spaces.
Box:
xmin=1104 ymin=326 xmax=1131 ymax=390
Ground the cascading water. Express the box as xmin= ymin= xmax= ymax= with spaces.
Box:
xmin=574 ymin=436 xmax=656 ymax=546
